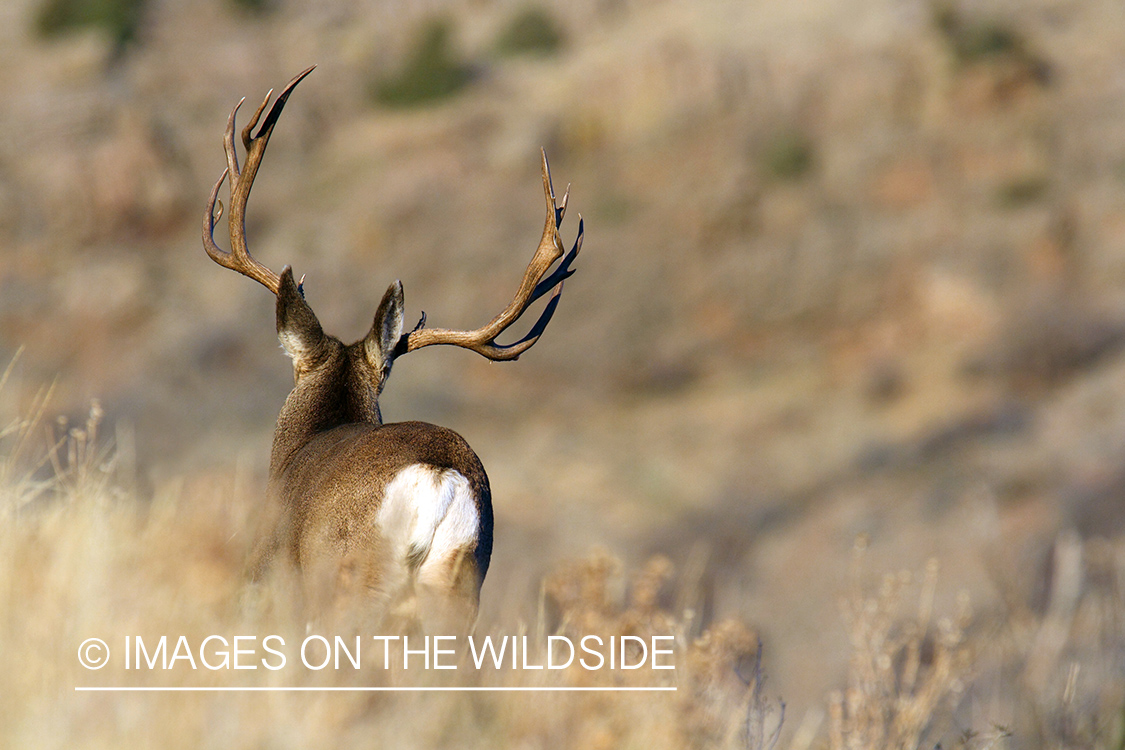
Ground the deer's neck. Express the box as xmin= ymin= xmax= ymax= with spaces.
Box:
xmin=269 ymin=354 xmax=382 ymax=476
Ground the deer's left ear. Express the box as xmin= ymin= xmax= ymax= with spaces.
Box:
xmin=365 ymin=280 xmax=405 ymax=373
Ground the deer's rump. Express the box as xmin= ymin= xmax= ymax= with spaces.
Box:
xmin=276 ymin=421 xmax=494 ymax=587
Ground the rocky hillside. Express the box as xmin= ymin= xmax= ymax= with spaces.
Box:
xmin=2 ymin=0 xmax=1125 ymax=743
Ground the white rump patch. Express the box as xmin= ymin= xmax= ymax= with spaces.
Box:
xmin=377 ymin=464 xmax=479 ymax=569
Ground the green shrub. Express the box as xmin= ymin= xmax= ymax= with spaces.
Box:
xmin=228 ymin=0 xmax=273 ymax=16
xmin=763 ymin=131 xmax=814 ymax=181
xmin=493 ymin=6 xmax=564 ymax=58
xmin=933 ymin=4 xmax=1024 ymax=64
xmin=372 ymin=18 xmax=474 ymax=109
xmin=998 ymin=176 xmax=1048 ymax=207
xmin=35 ymin=0 xmax=145 ymax=48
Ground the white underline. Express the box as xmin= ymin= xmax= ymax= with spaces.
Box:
xmin=75 ymin=686 xmax=676 ymax=692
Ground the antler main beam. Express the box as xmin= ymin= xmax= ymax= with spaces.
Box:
xmin=404 ymin=149 xmax=583 ymax=361
xmin=203 ymin=65 xmax=316 ymax=294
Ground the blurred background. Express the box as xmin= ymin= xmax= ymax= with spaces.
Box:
xmin=2 ymin=0 xmax=1125 ymax=745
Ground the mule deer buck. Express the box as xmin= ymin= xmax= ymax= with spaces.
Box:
xmin=203 ymin=67 xmax=581 ymax=632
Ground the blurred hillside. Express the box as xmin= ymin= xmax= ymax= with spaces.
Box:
xmin=3 ymin=0 xmax=1125 ymax=744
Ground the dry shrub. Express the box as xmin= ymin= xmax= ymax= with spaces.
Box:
xmin=0 ymin=352 xmax=54 ymax=508
xmin=0 ymin=353 xmax=127 ymax=514
xmin=544 ymin=550 xmax=784 ymax=750
xmin=975 ymin=530 xmax=1125 ymax=750
xmin=828 ymin=539 xmax=973 ymax=750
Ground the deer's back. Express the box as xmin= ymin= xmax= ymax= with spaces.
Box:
xmin=275 ymin=421 xmax=493 ymax=583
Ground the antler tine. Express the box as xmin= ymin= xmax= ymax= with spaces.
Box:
xmin=223 ymin=98 xmax=245 ymax=184
xmin=202 ymin=66 xmax=316 ymax=295
xmin=242 ymin=87 xmax=272 ymax=155
xmin=404 ymin=150 xmax=581 ymax=361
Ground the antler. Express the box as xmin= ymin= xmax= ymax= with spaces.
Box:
xmin=404 ymin=149 xmax=583 ymax=361
xmin=203 ymin=66 xmax=316 ymax=294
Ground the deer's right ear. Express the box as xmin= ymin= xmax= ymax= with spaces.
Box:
xmin=276 ymin=266 xmax=328 ymax=368
xmin=365 ymin=280 xmax=405 ymax=373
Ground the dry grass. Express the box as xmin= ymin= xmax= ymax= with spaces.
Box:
xmin=4 ymin=378 xmax=1124 ymax=750
xmin=0 ymin=387 xmax=784 ymax=749
xmin=0 ymin=495 xmax=768 ymax=747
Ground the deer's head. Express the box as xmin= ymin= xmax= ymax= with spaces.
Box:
xmin=266 ymin=267 xmax=404 ymax=430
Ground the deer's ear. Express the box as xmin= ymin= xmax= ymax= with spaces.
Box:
xmin=365 ymin=280 xmax=405 ymax=373
xmin=276 ymin=266 xmax=328 ymax=368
